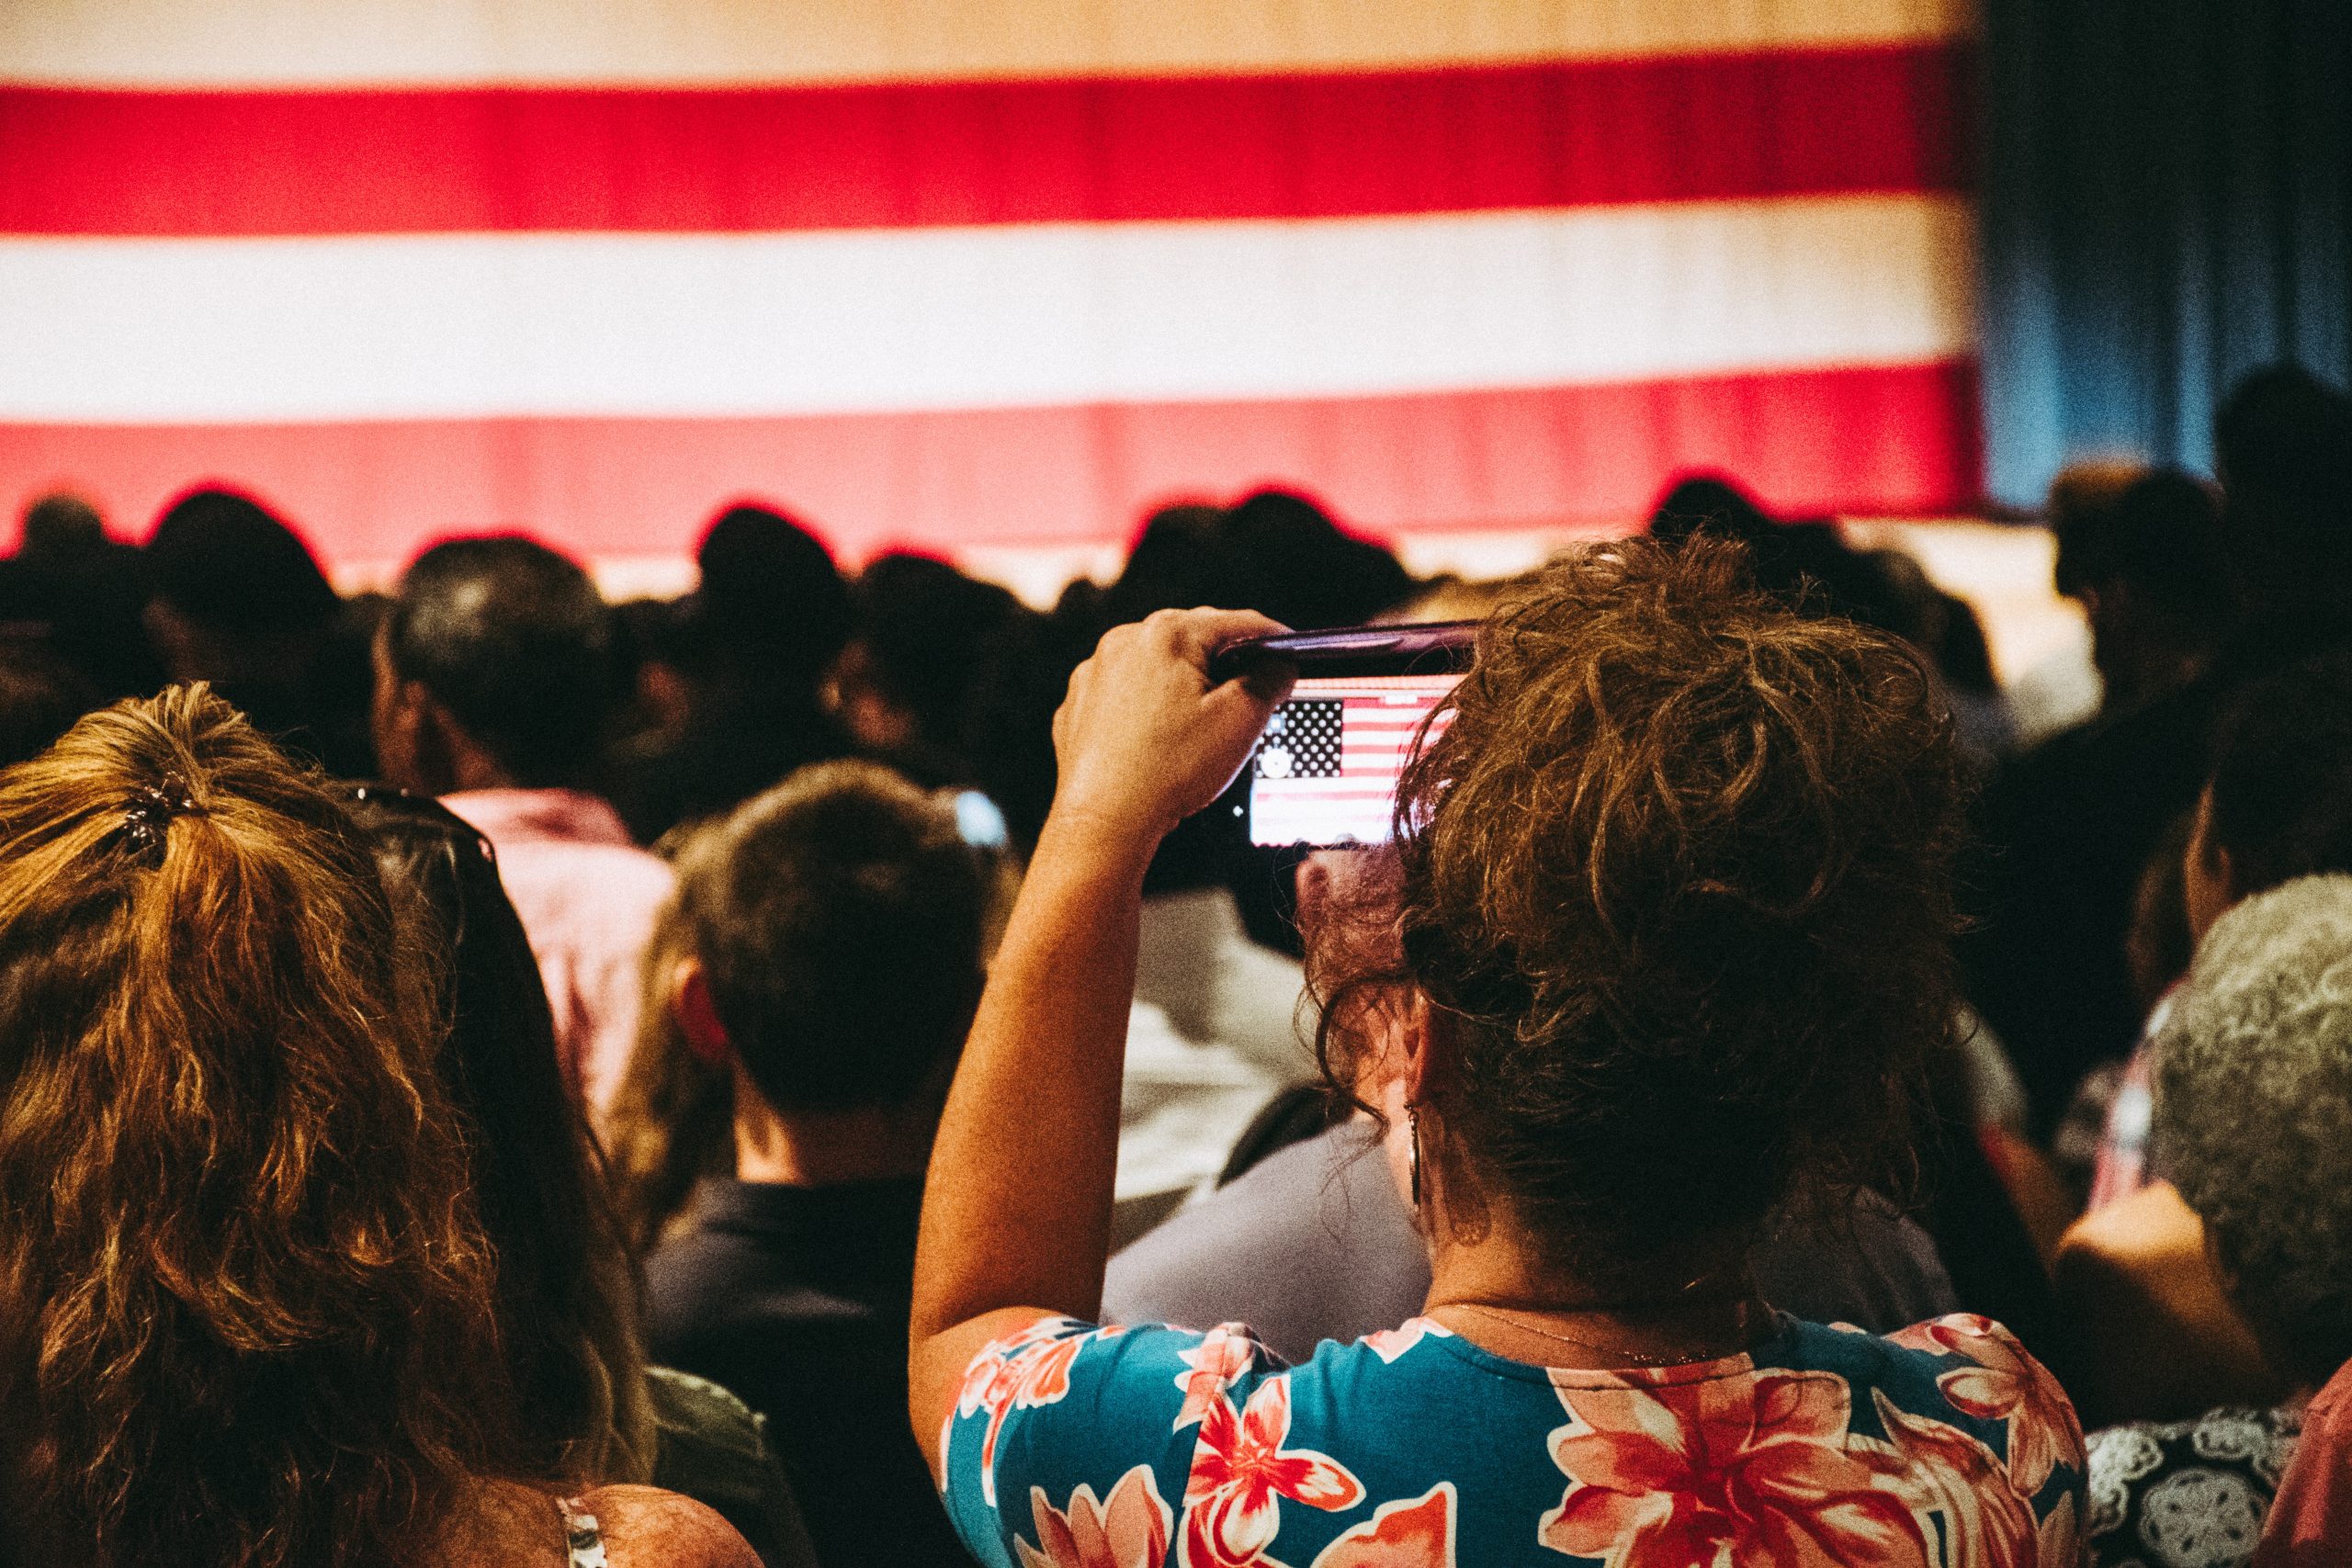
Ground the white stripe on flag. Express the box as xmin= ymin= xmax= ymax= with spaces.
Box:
xmin=0 ymin=0 xmax=1971 ymax=88
xmin=0 ymin=195 xmax=1973 ymax=423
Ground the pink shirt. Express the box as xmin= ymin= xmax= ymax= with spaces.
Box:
xmin=444 ymin=788 xmax=673 ymax=1120
xmin=2256 ymin=1363 xmax=2352 ymax=1567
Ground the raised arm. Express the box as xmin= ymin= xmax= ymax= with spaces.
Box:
xmin=908 ymin=608 xmax=1289 ymax=1469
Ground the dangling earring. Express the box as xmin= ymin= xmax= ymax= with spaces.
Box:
xmin=1407 ymin=1105 xmax=1423 ymax=1210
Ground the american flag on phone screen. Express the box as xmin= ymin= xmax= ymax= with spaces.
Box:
xmin=1250 ymin=674 xmax=1457 ymax=845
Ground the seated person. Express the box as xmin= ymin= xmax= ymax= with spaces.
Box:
xmin=373 ymin=535 xmax=674 ymax=1118
xmin=1106 ymin=850 xmax=1961 ymax=1362
xmin=2084 ymin=875 xmax=2352 ymax=1568
xmin=346 ymin=786 xmax=815 ymax=1567
xmin=2060 ymin=653 xmax=2352 ymax=1423
xmin=641 ymin=761 xmax=987 ymax=1568
xmin=0 ymin=686 xmax=752 ymax=1566
xmin=910 ymin=547 xmax=2086 ymax=1568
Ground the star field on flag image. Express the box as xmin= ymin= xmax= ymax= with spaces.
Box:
xmin=1249 ymin=674 xmax=1458 ymax=845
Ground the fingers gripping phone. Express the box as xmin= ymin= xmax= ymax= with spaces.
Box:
xmin=1207 ymin=622 xmax=1477 ymax=848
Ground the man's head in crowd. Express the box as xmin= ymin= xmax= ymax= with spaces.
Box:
xmin=2186 ymin=651 xmax=2352 ymax=944
xmin=2051 ymin=467 xmax=2228 ymax=712
xmin=668 ymin=760 xmax=987 ymax=1179
xmin=2157 ymin=874 xmax=2352 ymax=1389
xmin=374 ymin=536 xmax=619 ymax=795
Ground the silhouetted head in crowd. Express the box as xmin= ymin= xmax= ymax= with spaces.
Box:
xmin=375 ymin=535 xmax=619 ymax=796
xmin=831 ymin=552 xmax=1061 ymax=848
xmin=605 ymin=506 xmax=856 ymax=841
xmin=1647 ymin=474 xmax=1899 ymax=628
xmin=0 ymin=686 xmax=516 ymax=1568
xmin=1104 ymin=503 xmax=1267 ymax=628
xmin=2051 ymin=467 xmax=2228 ymax=712
xmin=2214 ymin=364 xmax=2352 ymax=652
xmin=1317 ymin=538 xmax=1965 ymax=1292
xmin=0 ymin=647 xmax=98 ymax=770
xmin=2186 ymin=651 xmax=2352 ymax=944
xmin=343 ymin=785 xmax=652 ymax=1486
xmin=6 ymin=493 xmax=158 ymax=705
xmin=140 ymin=489 xmax=378 ymax=771
xmin=143 ymin=488 xmax=339 ymax=672
xmin=673 ymin=761 xmax=985 ymax=1122
xmin=1217 ymin=489 xmax=1416 ymax=629
xmin=18 ymin=492 xmax=106 ymax=565
xmin=2157 ymin=874 xmax=2352 ymax=1389
xmin=691 ymin=503 xmax=854 ymax=682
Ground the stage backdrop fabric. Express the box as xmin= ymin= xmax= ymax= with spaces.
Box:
xmin=0 ymin=0 xmax=1980 ymax=566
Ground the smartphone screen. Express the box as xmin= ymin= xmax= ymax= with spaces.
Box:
xmin=1246 ymin=671 xmax=1459 ymax=846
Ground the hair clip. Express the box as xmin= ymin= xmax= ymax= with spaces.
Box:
xmin=119 ymin=774 xmax=203 ymax=864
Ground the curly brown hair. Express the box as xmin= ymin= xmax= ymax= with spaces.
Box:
xmin=0 ymin=687 xmax=519 ymax=1568
xmin=1321 ymin=539 xmax=1966 ymax=1290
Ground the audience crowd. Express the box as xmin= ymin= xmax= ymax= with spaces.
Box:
xmin=0 ymin=362 xmax=2348 ymax=1568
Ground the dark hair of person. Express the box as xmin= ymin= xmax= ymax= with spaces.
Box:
xmin=0 ymin=647 xmax=99 ymax=770
xmin=692 ymin=503 xmax=854 ymax=680
xmin=1217 ymin=488 xmax=1416 ymax=630
xmin=340 ymin=787 xmax=653 ymax=1484
xmin=0 ymin=686 xmax=516 ymax=1568
xmin=1648 ymin=473 xmax=1902 ymax=630
xmin=2051 ymin=468 xmax=2228 ymax=629
xmin=682 ymin=760 xmax=985 ymax=1115
xmin=1315 ymin=539 xmax=1966 ymax=1290
xmin=145 ymin=487 xmax=339 ymax=633
xmin=384 ymin=535 xmax=619 ymax=788
xmin=2205 ymin=651 xmax=2352 ymax=897
xmin=1104 ymin=503 xmax=1266 ymax=629
xmin=2213 ymin=365 xmax=2352 ymax=626
xmin=850 ymin=553 xmax=1063 ymax=848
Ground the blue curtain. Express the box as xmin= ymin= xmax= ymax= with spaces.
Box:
xmin=1979 ymin=0 xmax=2352 ymax=506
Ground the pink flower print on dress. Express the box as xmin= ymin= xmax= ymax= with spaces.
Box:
xmin=1889 ymin=1314 xmax=2080 ymax=1495
xmin=1181 ymin=1375 xmax=1365 ymax=1568
xmin=1017 ymin=1465 xmax=1175 ymax=1568
xmin=1857 ymin=1389 xmax=2044 ymax=1568
xmin=1176 ymin=1325 xmax=1263 ymax=1430
xmin=1540 ymin=1367 xmax=1927 ymax=1567
xmin=1360 ymin=1318 xmax=1454 ymax=1365
xmin=1307 ymin=1483 xmax=1457 ymax=1568
xmin=959 ymin=1318 xmax=1120 ymax=1506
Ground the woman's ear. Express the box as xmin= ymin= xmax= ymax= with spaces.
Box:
xmin=670 ymin=956 xmax=732 ymax=1066
xmin=1399 ymin=988 xmax=1440 ymax=1103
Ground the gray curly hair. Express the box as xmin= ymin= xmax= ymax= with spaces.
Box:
xmin=2156 ymin=873 xmax=2352 ymax=1385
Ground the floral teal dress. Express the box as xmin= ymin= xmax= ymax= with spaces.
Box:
xmin=940 ymin=1312 xmax=2086 ymax=1568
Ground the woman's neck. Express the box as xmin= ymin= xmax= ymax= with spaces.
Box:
xmin=1418 ymin=1216 xmax=1767 ymax=1370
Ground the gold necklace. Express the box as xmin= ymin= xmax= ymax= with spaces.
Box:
xmin=1435 ymin=1300 xmax=1762 ymax=1369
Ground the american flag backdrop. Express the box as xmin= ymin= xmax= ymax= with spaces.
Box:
xmin=0 ymin=0 xmax=1979 ymax=570
xmin=1250 ymin=675 xmax=1456 ymax=845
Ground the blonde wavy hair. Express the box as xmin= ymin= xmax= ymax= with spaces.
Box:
xmin=0 ymin=687 xmax=518 ymax=1568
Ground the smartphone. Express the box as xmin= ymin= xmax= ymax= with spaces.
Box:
xmin=1210 ymin=622 xmax=1477 ymax=848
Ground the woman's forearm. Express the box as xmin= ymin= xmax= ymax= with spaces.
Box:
xmin=910 ymin=808 xmax=1157 ymax=1342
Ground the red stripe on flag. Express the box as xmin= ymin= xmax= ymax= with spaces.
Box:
xmin=0 ymin=360 xmax=1978 ymax=561
xmin=0 ymin=45 xmax=1967 ymax=237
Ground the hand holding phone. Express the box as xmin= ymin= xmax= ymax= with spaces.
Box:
xmin=1049 ymin=608 xmax=1294 ymax=850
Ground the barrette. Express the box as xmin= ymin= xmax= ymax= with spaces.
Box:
xmin=119 ymin=773 xmax=204 ymax=863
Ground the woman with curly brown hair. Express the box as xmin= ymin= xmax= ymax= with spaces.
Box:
xmin=910 ymin=541 xmax=2087 ymax=1568
xmin=0 ymin=686 xmax=754 ymax=1568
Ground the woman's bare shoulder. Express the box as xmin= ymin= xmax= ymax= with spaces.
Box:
xmin=578 ymin=1484 xmax=762 ymax=1568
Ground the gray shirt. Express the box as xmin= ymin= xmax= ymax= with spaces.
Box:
xmin=1103 ymin=1119 xmax=1960 ymax=1364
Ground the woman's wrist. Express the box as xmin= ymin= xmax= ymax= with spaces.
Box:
xmin=1032 ymin=801 xmax=1165 ymax=885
